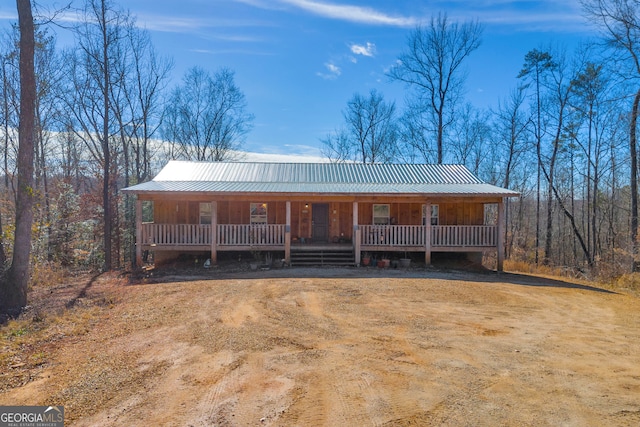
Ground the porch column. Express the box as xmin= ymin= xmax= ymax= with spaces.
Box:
xmin=497 ymin=200 xmax=505 ymax=272
xmin=210 ymin=200 xmax=218 ymax=264
xmin=353 ymin=202 xmax=360 ymax=266
xmin=135 ymin=198 xmax=142 ymax=267
xmin=425 ymin=201 xmax=432 ymax=266
xmin=285 ymin=201 xmax=291 ymax=264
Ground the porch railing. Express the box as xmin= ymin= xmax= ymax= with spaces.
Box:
xmin=360 ymin=224 xmax=497 ymax=247
xmin=141 ymin=223 xmax=496 ymax=249
xmin=217 ymin=224 xmax=285 ymax=246
xmin=431 ymin=225 xmax=497 ymax=247
xmin=141 ymin=223 xmax=211 ymax=246
xmin=361 ymin=225 xmax=426 ymax=246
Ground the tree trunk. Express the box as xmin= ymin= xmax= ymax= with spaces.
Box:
xmin=1 ymin=0 xmax=35 ymax=315
xmin=543 ymin=121 xmax=562 ymax=265
xmin=631 ymin=89 xmax=640 ymax=272
xmin=101 ymin=0 xmax=112 ymax=271
xmin=36 ymin=110 xmax=52 ymax=261
xmin=535 ymin=152 xmax=541 ymax=266
xmin=2 ymin=59 xmax=11 ymax=192
xmin=547 ymin=173 xmax=593 ymax=267
xmin=0 ymin=207 xmax=6 ymax=268
xmin=437 ymin=108 xmax=444 ymax=164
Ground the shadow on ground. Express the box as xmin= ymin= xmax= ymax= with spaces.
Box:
xmin=131 ymin=260 xmax=616 ymax=295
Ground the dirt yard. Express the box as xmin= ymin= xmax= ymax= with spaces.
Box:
xmin=1 ymin=266 xmax=640 ymax=426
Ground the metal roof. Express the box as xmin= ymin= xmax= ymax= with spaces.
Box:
xmin=122 ymin=160 xmax=519 ymax=197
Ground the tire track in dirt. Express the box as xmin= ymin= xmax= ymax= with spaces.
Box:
xmin=280 ymin=285 xmax=380 ymax=426
xmin=189 ymin=351 xmax=245 ymax=426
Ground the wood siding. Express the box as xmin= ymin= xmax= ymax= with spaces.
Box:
xmin=138 ymin=196 xmax=505 ymax=270
xmin=152 ymin=200 xmax=487 ymax=229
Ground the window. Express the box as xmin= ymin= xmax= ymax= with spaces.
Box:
xmin=142 ymin=201 xmax=154 ymax=223
xmin=484 ymin=204 xmax=497 ymax=225
xmin=250 ymin=203 xmax=268 ymax=224
xmin=199 ymin=203 xmax=212 ymax=225
xmin=422 ymin=204 xmax=439 ymax=225
xmin=373 ymin=204 xmax=390 ymax=225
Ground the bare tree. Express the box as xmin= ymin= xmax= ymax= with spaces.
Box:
xmin=32 ymin=28 xmax=64 ymax=261
xmin=518 ymin=48 xmax=555 ymax=265
xmin=115 ymin=25 xmax=171 ymax=267
xmin=1 ymin=34 xmax=20 ymax=196
xmin=57 ymin=125 xmax=85 ymax=192
xmin=388 ymin=13 xmax=482 ymax=164
xmin=322 ymin=89 xmax=398 ymax=164
xmin=122 ymin=27 xmax=172 ymax=184
xmin=321 ymin=128 xmax=353 ymax=163
xmin=0 ymin=35 xmax=20 ymax=270
xmin=0 ymin=0 xmax=35 ymax=315
xmin=64 ymin=0 xmax=133 ymax=270
xmin=494 ymin=87 xmax=531 ymax=259
xmin=450 ymin=103 xmax=491 ymax=176
xmin=570 ymin=59 xmax=614 ymax=262
xmin=582 ymin=0 xmax=640 ymax=270
xmin=542 ymin=49 xmax=593 ymax=266
xmin=397 ymin=99 xmax=435 ymax=163
xmin=163 ymin=66 xmax=253 ymax=162
xmin=495 ymin=87 xmax=531 ymax=191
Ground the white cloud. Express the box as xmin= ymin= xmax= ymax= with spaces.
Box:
xmin=0 ymin=12 xmax=17 ymax=21
xmin=317 ymin=62 xmax=341 ymax=80
xmin=326 ymin=63 xmax=340 ymax=74
xmin=278 ymin=0 xmax=417 ymax=27
xmin=350 ymin=42 xmax=376 ymax=57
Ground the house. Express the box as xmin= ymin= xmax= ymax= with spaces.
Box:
xmin=122 ymin=160 xmax=519 ymax=270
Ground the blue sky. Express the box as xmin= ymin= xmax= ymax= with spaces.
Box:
xmin=1 ymin=0 xmax=592 ymax=158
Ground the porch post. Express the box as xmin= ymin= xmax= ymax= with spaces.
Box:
xmin=353 ymin=201 xmax=360 ymax=266
xmin=135 ymin=198 xmax=142 ymax=267
xmin=497 ymin=199 xmax=505 ymax=272
xmin=211 ymin=200 xmax=218 ymax=264
xmin=425 ymin=201 xmax=432 ymax=266
xmin=285 ymin=201 xmax=291 ymax=265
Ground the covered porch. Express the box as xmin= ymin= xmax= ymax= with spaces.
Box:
xmin=135 ymin=199 xmax=506 ymax=269
xmin=124 ymin=161 xmax=519 ymax=271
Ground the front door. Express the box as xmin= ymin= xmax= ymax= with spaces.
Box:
xmin=312 ymin=203 xmax=329 ymax=243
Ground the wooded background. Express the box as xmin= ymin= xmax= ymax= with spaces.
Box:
xmin=1 ymin=0 xmax=640 ymax=283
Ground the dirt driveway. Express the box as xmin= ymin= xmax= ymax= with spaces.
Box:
xmin=2 ymin=267 xmax=640 ymax=426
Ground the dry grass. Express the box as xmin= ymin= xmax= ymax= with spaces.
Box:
xmin=0 ymin=272 xmax=122 ymax=393
xmin=504 ymin=259 xmax=582 ymax=277
xmin=0 ymin=305 xmax=108 ymax=392
xmin=503 ymin=259 xmax=640 ymax=297
xmin=30 ymin=261 xmax=67 ymax=290
xmin=612 ymin=273 xmax=640 ymax=295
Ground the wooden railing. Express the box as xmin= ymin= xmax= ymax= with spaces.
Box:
xmin=141 ymin=223 xmax=496 ymax=249
xmin=217 ymin=224 xmax=285 ymax=246
xmin=360 ymin=224 xmax=497 ymax=248
xmin=361 ymin=225 xmax=426 ymax=246
xmin=141 ymin=223 xmax=211 ymax=246
xmin=431 ymin=225 xmax=497 ymax=247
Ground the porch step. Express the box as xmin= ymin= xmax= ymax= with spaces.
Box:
xmin=290 ymin=248 xmax=355 ymax=267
